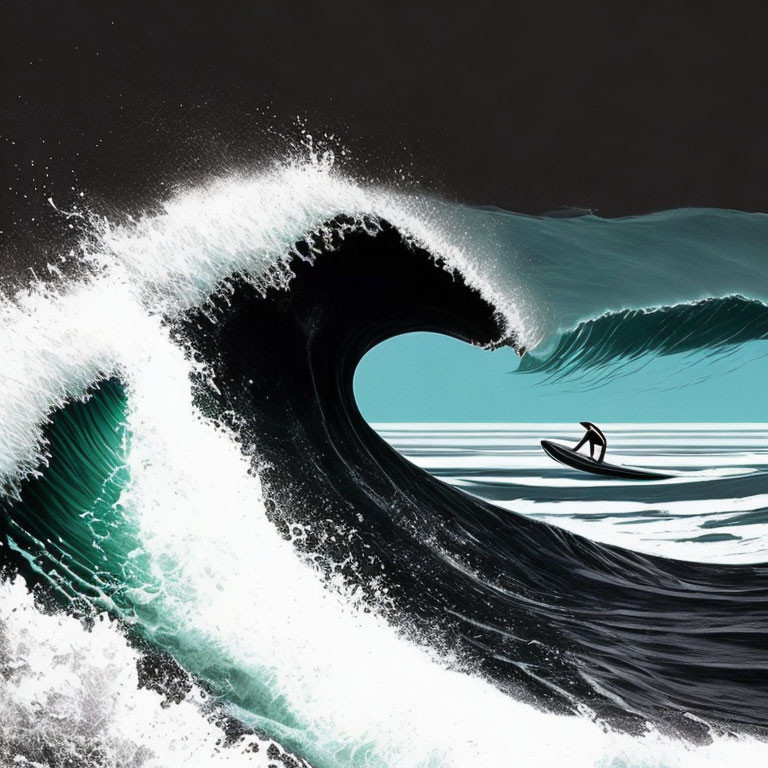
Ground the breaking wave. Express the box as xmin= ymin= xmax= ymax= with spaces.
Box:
xmin=2 ymin=155 xmax=768 ymax=766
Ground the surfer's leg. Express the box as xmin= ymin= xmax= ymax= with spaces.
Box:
xmin=597 ymin=443 xmax=606 ymax=463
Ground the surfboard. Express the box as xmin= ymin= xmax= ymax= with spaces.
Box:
xmin=540 ymin=440 xmax=673 ymax=480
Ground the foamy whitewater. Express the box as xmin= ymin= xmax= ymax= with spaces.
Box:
xmin=2 ymin=152 xmax=768 ymax=766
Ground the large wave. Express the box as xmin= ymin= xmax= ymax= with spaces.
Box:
xmin=2 ymin=158 xmax=768 ymax=767
xmin=179 ymin=218 xmax=768 ymax=734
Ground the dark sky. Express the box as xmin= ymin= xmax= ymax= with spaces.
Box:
xmin=3 ymin=1 xmax=768 ymax=263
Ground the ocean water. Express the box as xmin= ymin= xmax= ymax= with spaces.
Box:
xmin=374 ymin=423 xmax=768 ymax=564
xmin=1 ymin=153 xmax=768 ymax=767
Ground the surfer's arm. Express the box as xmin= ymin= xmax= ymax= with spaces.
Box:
xmin=573 ymin=434 xmax=588 ymax=452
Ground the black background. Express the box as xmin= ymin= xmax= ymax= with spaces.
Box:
xmin=3 ymin=1 xmax=768 ymax=263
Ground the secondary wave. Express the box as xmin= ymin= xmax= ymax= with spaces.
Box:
xmin=518 ymin=295 xmax=768 ymax=380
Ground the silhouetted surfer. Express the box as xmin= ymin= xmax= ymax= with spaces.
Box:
xmin=573 ymin=421 xmax=607 ymax=462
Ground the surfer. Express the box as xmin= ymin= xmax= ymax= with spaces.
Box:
xmin=573 ymin=421 xmax=607 ymax=462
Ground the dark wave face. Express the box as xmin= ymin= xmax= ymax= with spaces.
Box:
xmin=180 ymin=221 xmax=768 ymax=740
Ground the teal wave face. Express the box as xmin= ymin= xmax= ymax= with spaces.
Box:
xmin=445 ymin=205 xmax=768 ymax=345
xmin=2 ymin=379 xmax=157 ymax=618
